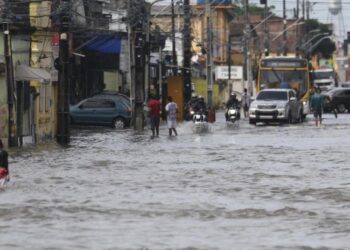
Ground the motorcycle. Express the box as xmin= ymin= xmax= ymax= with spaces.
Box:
xmin=192 ymin=110 xmax=209 ymax=133
xmin=226 ymin=105 xmax=241 ymax=124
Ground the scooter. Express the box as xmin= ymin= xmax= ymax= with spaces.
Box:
xmin=192 ymin=110 xmax=209 ymax=133
xmin=226 ymin=106 xmax=241 ymax=124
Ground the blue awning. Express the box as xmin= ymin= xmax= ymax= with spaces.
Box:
xmin=86 ymin=35 xmax=121 ymax=54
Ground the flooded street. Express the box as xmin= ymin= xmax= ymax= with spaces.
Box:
xmin=1 ymin=112 xmax=350 ymax=250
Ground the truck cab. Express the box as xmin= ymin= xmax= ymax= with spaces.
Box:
xmin=311 ymin=68 xmax=338 ymax=92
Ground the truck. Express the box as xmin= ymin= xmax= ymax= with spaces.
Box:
xmin=311 ymin=68 xmax=338 ymax=92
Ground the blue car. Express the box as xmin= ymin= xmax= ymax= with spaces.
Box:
xmin=70 ymin=94 xmax=131 ymax=129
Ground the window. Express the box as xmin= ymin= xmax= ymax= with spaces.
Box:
xmin=97 ymin=99 xmax=115 ymax=108
xmin=81 ymin=99 xmax=99 ymax=109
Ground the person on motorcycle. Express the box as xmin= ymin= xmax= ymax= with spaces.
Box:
xmin=185 ymin=94 xmax=198 ymax=120
xmin=192 ymin=96 xmax=206 ymax=113
xmin=193 ymin=96 xmax=207 ymax=122
xmin=225 ymin=93 xmax=240 ymax=121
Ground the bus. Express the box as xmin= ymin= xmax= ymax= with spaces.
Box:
xmin=256 ymin=57 xmax=312 ymax=117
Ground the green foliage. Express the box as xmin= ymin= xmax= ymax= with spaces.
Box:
xmin=233 ymin=3 xmax=274 ymax=16
xmin=304 ymin=19 xmax=335 ymax=58
xmin=304 ymin=19 xmax=332 ymax=34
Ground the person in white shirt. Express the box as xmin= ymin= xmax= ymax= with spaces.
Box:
xmin=165 ymin=96 xmax=178 ymax=136
xmin=241 ymin=88 xmax=251 ymax=118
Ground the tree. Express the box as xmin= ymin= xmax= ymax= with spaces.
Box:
xmin=304 ymin=19 xmax=335 ymax=59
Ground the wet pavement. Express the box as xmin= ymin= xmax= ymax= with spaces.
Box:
xmin=1 ymin=112 xmax=350 ymax=250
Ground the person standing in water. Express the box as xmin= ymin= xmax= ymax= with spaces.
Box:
xmin=165 ymin=96 xmax=178 ymax=136
xmin=0 ymin=139 xmax=9 ymax=186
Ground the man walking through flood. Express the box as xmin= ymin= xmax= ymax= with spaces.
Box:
xmin=310 ymin=87 xmax=325 ymax=127
xmin=165 ymin=96 xmax=178 ymax=136
xmin=148 ymin=94 xmax=161 ymax=138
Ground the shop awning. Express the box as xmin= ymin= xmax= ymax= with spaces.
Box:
xmin=86 ymin=35 xmax=121 ymax=54
xmin=15 ymin=65 xmax=51 ymax=83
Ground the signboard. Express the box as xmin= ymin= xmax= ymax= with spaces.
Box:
xmin=215 ymin=66 xmax=243 ymax=80
xmin=319 ymin=59 xmax=334 ymax=69
xmin=261 ymin=59 xmax=307 ymax=68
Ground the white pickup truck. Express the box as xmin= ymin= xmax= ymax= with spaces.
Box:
xmin=312 ymin=69 xmax=338 ymax=92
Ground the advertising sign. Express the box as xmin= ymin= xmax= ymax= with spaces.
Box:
xmin=215 ymin=66 xmax=243 ymax=80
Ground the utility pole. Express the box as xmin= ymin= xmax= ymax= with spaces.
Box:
xmin=129 ymin=0 xmax=146 ymax=131
xmin=296 ymin=0 xmax=300 ymax=56
xmin=302 ymin=0 xmax=305 ymax=18
xmin=3 ymin=22 xmax=17 ymax=147
xmin=145 ymin=2 xmax=151 ymax=101
xmin=283 ymin=0 xmax=287 ymax=55
xmin=183 ymin=0 xmax=192 ymax=106
xmin=227 ymin=31 xmax=231 ymax=80
xmin=244 ymin=0 xmax=252 ymax=94
xmin=263 ymin=0 xmax=269 ymax=56
xmin=57 ymin=0 xmax=70 ymax=145
xmin=171 ymin=0 xmax=177 ymax=75
xmin=306 ymin=0 xmax=310 ymax=20
xmin=206 ymin=0 xmax=213 ymax=107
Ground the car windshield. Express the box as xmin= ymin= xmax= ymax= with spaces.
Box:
xmin=257 ymin=91 xmax=288 ymax=101
xmin=341 ymin=82 xmax=350 ymax=87
xmin=314 ymin=71 xmax=334 ymax=79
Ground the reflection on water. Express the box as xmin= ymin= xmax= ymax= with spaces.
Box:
xmin=1 ymin=113 xmax=350 ymax=249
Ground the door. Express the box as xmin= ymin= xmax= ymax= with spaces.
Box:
xmin=73 ymin=99 xmax=100 ymax=124
xmin=93 ymin=98 xmax=117 ymax=124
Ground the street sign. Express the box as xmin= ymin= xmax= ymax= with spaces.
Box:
xmin=215 ymin=66 xmax=243 ymax=80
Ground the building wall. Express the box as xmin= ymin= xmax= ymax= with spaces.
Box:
xmin=0 ymin=32 xmax=31 ymax=146
xmin=30 ymin=1 xmax=57 ymax=144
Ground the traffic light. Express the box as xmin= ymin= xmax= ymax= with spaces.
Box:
xmin=260 ymin=0 xmax=267 ymax=4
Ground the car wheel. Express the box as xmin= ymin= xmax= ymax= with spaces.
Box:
xmin=249 ymin=119 xmax=256 ymax=125
xmin=112 ymin=117 xmax=125 ymax=129
xmin=337 ymin=103 xmax=346 ymax=113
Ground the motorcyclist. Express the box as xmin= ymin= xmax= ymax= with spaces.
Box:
xmin=185 ymin=94 xmax=198 ymax=120
xmin=194 ymin=96 xmax=207 ymax=113
xmin=192 ymin=96 xmax=207 ymax=122
xmin=225 ymin=93 xmax=240 ymax=121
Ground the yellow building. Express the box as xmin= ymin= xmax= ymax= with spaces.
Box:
xmin=29 ymin=1 xmax=57 ymax=144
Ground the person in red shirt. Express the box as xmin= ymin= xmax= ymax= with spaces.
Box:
xmin=148 ymin=94 xmax=161 ymax=138
xmin=0 ymin=139 xmax=9 ymax=186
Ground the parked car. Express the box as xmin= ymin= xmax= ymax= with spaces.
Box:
xmin=249 ymin=89 xmax=303 ymax=124
xmin=323 ymin=88 xmax=350 ymax=113
xmin=70 ymin=94 xmax=131 ymax=129
xmin=340 ymin=82 xmax=350 ymax=88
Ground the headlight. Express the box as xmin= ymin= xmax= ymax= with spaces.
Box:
xmin=190 ymin=111 xmax=195 ymax=115
xmin=228 ymin=109 xmax=236 ymax=115
xmin=276 ymin=103 xmax=286 ymax=109
xmin=250 ymin=102 xmax=258 ymax=109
